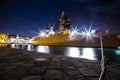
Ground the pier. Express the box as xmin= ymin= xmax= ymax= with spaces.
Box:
xmin=0 ymin=47 xmax=120 ymax=80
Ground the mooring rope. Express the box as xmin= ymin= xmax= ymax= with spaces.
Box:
xmin=99 ymin=37 xmax=109 ymax=80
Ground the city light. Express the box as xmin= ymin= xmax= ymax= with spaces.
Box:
xmin=38 ymin=28 xmax=55 ymax=38
xmin=69 ymin=26 xmax=96 ymax=38
xmin=38 ymin=30 xmax=47 ymax=38
xmin=70 ymin=26 xmax=80 ymax=36
xmin=81 ymin=27 xmax=96 ymax=40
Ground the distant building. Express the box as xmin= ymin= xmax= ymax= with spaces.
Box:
xmin=0 ymin=33 xmax=8 ymax=43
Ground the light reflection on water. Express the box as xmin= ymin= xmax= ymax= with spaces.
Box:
xmin=65 ymin=47 xmax=97 ymax=60
xmin=6 ymin=44 xmax=120 ymax=63
xmin=65 ymin=47 xmax=80 ymax=57
xmin=27 ymin=44 xmax=33 ymax=51
xmin=0 ymin=43 xmax=7 ymax=47
xmin=82 ymin=48 xmax=96 ymax=60
xmin=36 ymin=46 xmax=50 ymax=53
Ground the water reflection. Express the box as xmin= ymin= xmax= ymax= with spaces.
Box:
xmin=115 ymin=47 xmax=120 ymax=55
xmin=65 ymin=47 xmax=97 ymax=60
xmin=6 ymin=44 xmax=120 ymax=63
xmin=36 ymin=46 xmax=50 ymax=53
xmin=27 ymin=44 xmax=34 ymax=51
xmin=11 ymin=44 xmax=16 ymax=48
xmin=65 ymin=47 xmax=80 ymax=57
xmin=82 ymin=48 xmax=96 ymax=60
xmin=114 ymin=47 xmax=120 ymax=62
xmin=10 ymin=44 xmax=25 ymax=49
xmin=0 ymin=43 xmax=7 ymax=47
xmin=115 ymin=50 xmax=120 ymax=55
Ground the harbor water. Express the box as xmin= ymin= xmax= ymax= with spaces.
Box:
xmin=2 ymin=44 xmax=119 ymax=63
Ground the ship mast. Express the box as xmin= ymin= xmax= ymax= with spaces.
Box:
xmin=56 ymin=11 xmax=73 ymax=34
xmin=59 ymin=11 xmax=71 ymax=30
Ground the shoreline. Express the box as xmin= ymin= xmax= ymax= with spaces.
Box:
xmin=30 ymin=44 xmax=119 ymax=48
xmin=0 ymin=42 xmax=119 ymax=48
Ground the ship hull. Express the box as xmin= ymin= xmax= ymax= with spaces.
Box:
xmin=30 ymin=33 xmax=120 ymax=47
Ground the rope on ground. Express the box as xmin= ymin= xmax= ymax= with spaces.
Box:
xmin=99 ymin=56 xmax=110 ymax=80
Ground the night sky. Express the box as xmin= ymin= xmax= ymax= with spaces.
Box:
xmin=0 ymin=0 xmax=120 ymax=37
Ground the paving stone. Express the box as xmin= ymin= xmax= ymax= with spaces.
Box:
xmin=51 ymin=56 xmax=61 ymax=61
xmin=34 ymin=58 xmax=48 ymax=61
xmin=64 ymin=73 xmax=86 ymax=80
xmin=20 ymin=63 xmax=34 ymax=68
xmin=0 ymin=63 xmax=8 ymax=67
xmin=78 ymin=68 xmax=99 ymax=77
xmin=43 ymin=70 xmax=62 ymax=80
xmin=72 ymin=60 xmax=86 ymax=68
xmin=107 ymin=69 xmax=120 ymax=80
xmin=33 ymin=61 xmax=49 ymax=67
xmin=48 ymin=61 xmax=61 ymax=69
xmin=21 ymin=76 xmax=42 ymax=80
xmin=86 ymin=77 xmax=99 ymax=80
xmin=0 ymin=48 xmax=120 ymax=80
xmin=61 ymin=60 xmax=77 ymax=71
xmin=0 ymin=66 xmax=16 ymax=75
xmin=0 ymin=67 xmax=28 ymax=80
xmin=26 ymin=67 xmax=46 ymax=75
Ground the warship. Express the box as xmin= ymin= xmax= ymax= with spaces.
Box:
xmin=29 ymin=11 xmax=120 ymax=47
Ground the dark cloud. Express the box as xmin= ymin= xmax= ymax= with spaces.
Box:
xmin=73 ymin=0 xmax=120 ymax=14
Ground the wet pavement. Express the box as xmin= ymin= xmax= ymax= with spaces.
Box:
xmin=0 ymin=47 xmax=120 ymax=80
